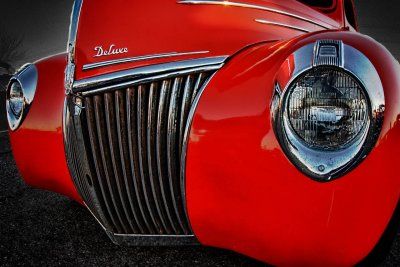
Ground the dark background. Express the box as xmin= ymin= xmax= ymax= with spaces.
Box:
xmin=0 ymin=0 xmax=399 ymax=67
xmin=0 ymin=1 xmax=399 ymax=266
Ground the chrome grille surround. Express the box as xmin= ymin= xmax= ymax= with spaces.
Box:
xmin=64 ymin=57 xmax=226 ymax=244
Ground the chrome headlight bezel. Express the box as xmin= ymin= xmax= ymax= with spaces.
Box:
xmin=6 ymin=64 xmax=38 ymax=131
xmin=272 ymin=40 xmax=385 ymax=181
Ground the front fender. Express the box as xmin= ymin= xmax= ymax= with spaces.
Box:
xmin=186 ymin=31 xmax=400 ymax=266
xmin=8 ymin=54 xmax=81 ymax=203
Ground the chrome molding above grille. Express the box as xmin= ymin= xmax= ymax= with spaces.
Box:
xmin=255 ymin=19 xmax=311 ymax=33
xmin=178 ymin=0 xmax=331 ymax=29
xmin=73 ymin=56 xmax=227 ymax=94
xmin=83 ymin=51 xmax=210 ymax=71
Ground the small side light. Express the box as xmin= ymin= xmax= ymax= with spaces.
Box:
xmin=8 ymin=81 xmax=24 ymax=119
xmin=6 ymin=64 xmax=38 ymax=131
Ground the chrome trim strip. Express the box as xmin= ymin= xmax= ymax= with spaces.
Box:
xmin=84 ymin=202 xmax=108 ymax=232
xmin=81 ymin=64 xmax=223 ymax=96
xmin=67 ymin=0 xmax=83 ymax=54
xmin=73 ymin=56 xmax=228 ymax=93
xmin=178 ymin=0 xmax=330 ymax=29
xmin=179 ymin=75 xmax=195 ymax=151
xmin=180 ymin=72 xmax=216 ymax=229
xmin=113 ymin=234 xmax=195 ymax=238
xmin=83 ymin=51 xmax=210 ymax=71
xmin=85 ymin=202 xmax=198 ymax=245
xmin=255 ymin=19 xmax=310 ymax=33
xmin=65 ymin=0 xmax=83 ymax=93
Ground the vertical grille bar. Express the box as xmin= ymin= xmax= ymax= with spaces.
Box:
xmin=93 ymin=95 xmax=130 ymax=233
xmin=179 ymin=75 xmax=195 ymax=154
xmin=126 ymin=87 xmax=155 ymax=234
xmin=167 ymin=77 xmax=190 ymax=234
xmin=147 ymin=82 xmax=173 ymax=234
xmin=115 ymin=90 xmax=147 ymax=233
xmin=85 ymin=97 xmax=123 ymax=233
xmin=191 ymin=73 xmax=204 ymax=104
xmin=104 ymin=92 xmax=139 ymax=233
xmin=156 ymin=80 xmax=182 ymax=234
xmin=65 ymin=103 xmax=106 ymax=225
xmin=137 ymin=85 xmax=163 ymax=233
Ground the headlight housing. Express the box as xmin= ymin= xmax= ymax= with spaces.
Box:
xmin=272 ymin=40 xmax=384 ymax=181
xmin=6 ymin=64 xmax=38 ymax=131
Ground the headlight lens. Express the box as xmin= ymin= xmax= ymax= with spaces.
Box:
xmin=9 ymin=81 xmax=24 ymax=119
xmin=287 ymin=67 xmax=368 ymax=149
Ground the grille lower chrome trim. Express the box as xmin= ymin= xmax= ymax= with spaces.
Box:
xmin=64 ymin=57 xmax=225 ymax=242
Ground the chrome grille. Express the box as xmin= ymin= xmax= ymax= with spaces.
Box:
xmin=66 ymin=70 xmax=214 ymax=236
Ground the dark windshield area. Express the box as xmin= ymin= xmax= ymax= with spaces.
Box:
xmin=297 ymin=0 xmax=336 ymax=11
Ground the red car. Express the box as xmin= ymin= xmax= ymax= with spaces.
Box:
xmin=6 ymin=0 xmax=400 ymax=265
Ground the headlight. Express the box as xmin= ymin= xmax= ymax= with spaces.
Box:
xmin=6 ymin=64 xmax=38 ymax=131
xmin=273 ymin=40 xmax=384 ymax=181
xmin=287 ymin=67 xmax=368 ymax=149
xmin=9 ymin=81 xmax=24 ymax=119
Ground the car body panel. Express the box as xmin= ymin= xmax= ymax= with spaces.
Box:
xmin=186 ymin=31 xmax=400 ymax=266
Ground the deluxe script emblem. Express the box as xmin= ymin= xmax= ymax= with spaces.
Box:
xmin=93 ymin=44 xmax=129 ymax=57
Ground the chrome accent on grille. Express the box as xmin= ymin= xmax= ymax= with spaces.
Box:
xmin=255 ymin=19 xmax=310 ymax=33
xmin=178 ymin=0 xmax=332 ymax=29
xmin=64 ymin=58 xmax=222 ymax=239
xmin=83 ymin=51 xmax=210 ymax=71
xmin=65 ymin=0 xmax=83 ymax=94
xmin=179 ymin=72 xmax=215 ymax=225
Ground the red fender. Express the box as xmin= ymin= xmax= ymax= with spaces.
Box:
xmin=186 ymin=31 xmax=400 ymax=266
xmin=8 ymin=54 xmax=82 ymax=203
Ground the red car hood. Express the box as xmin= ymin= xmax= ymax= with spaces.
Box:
xmin=73 ymin=0 xmax=340 ymax=81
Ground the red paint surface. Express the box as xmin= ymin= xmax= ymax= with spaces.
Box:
xmin=73 ymin=0 xmax=342 ymax=81
xmin=9 ymin=54 xmax=82 ymax=203
xmin=186 ymin=31 xmax=400 ymax=266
